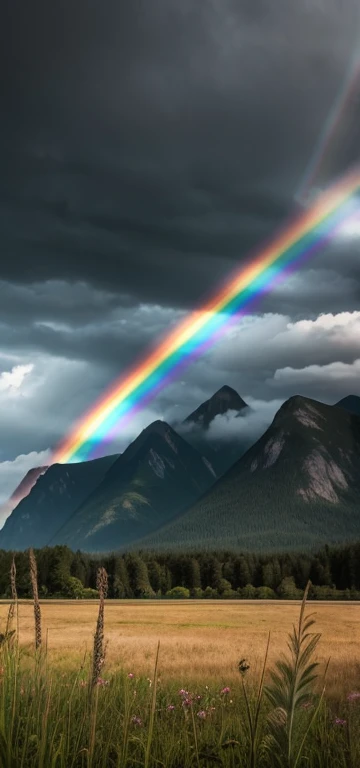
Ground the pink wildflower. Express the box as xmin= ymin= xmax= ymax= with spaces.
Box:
xmin=221 ymin=687 xmax=231 ymax=695
xmin=128 ymin=673 xmax=134 ymax=679
xmin=347 ymin=692 xmax=360 ymax=702
xmin=96 ymin=677 xmax=110 ymax=687
xmin=334 ymin=718 xmax=346 ymax=726
xmin=182 ymin=698 xmax=192 ymax=708
xmin=167 ymin=704 xmax=175 ymax=711
xmin=131 ymin=716 xmax=142 ymax=727
xmin=197 ymin=710 xmax=207 ymax=720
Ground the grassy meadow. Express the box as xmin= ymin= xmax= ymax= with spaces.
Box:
xmin=1 ymin=598 xmax=359 ymax=700
xmin=0 ymin=554 xmax=360 ymax=767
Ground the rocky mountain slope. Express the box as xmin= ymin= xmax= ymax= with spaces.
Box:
xmin=0 ymin=454 xmax=119 ymax=550
xmin=134 ymin=396 xmax=360 ymax=552
xmin=47 ymin=420 xmax=218 ymax=552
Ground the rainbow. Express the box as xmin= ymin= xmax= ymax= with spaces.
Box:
xmin=51 ymin=166 xmax=360 ymax=465
xmin=296 ymin=49 xmax=360 ymax=205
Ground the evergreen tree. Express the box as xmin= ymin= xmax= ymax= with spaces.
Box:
xmin=125 ymin=553 xmax=155 ymax=597
xmin=262 ymin=561 xmax=275 ymax=589
xmin=70 ymin=550 xmax=88 ymax=585
xmin=147 ymin=559 xmax=163 ymax=593
xmin=233 ymin=555 xmax=251 ymax=588
xmin=112 ymin=557 xmax=131 ymax=598
xmin=183 ymin=558 xmax=202 ymax=590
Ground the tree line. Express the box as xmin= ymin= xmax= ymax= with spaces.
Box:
xmin=0 ymin=541 xmax=360 ymax=599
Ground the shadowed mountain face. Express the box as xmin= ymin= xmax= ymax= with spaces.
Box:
xmin=180 ymin=385 xmax=251 ymax=474
xmin=47 ymin=421 xmax=218 ymax=552
xmin=0 ymin=454 xmax=119 ymax=550
xmin=184 ymin=385 xmax=249 ymax=428
xmin=135 ymin=396 xmax=360 ymax=553
xmin=335 ymin=395 xmax=360 ymax=417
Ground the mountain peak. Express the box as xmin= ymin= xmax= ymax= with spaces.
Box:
xmin=335 ymin=395 xmax=360 ymax=416
xmin=142 ymin=419 xmax=170 ymax=434
xmin=184 ymin=385 xmax=248 ymax=429
xmin=213 ymin=385 xmax=243 ymax=399
xmin=271 ymin=395 xmax=332 ymax=428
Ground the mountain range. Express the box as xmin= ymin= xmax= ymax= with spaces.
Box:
xmin=134 ymin=395 xmax=360 ymax=552
xmin=1 ymin=388 xmax=360 ymax=553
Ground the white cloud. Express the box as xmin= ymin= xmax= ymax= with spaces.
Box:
xmin=177 ymin=397 xmax=285 ymax=449
xmin=270 ymin=359 xmax=360 ymax=387
xmin=206 ymin=398 xmax=284 ymax=443
xmin=335 ymin=213 xmax=360 ymax=241
xmin=208 ymin=310 xmax=360 ymax=373
xmin=0 ymin=363 xmax=34 ymax=394
xmin=287 ymin=311 xmax=360 ymax=334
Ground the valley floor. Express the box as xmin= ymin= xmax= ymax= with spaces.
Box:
xmin=1 ymin=599 xmax=359 ymax=701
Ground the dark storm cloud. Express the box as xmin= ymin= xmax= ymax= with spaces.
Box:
xmin=1 ymin=0 xmax=359 ymax=308
xmin=1 ymin=0 xmax=360 ymax=498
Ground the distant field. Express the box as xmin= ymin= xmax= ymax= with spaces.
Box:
xmin=1 ymin=600 xmax=359 ymax=699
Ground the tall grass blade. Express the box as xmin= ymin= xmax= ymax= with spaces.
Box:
xmin=144 ymin=640 xmax=160 ymax=768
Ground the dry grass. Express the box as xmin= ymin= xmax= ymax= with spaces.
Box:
xmin=1 ymin=599 xmax=359 ymax=699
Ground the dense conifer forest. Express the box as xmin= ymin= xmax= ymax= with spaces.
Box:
xmin=1 ymin=542 xmax=360 ymax=599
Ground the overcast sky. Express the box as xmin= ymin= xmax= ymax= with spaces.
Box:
xmin=1 ymin=0 xmax=360 ymax=503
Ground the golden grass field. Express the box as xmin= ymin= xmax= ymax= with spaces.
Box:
xmin=1 ymin=600 xmax=359 ymax=699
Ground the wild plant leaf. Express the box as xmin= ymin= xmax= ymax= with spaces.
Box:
xmin=261 ymin=735 xmax=286 ymax=768
xmin=264 ymin=581 xmax=322 ymax=768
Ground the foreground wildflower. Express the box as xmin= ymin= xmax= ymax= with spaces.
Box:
xmin=334 ymin=718 xmax=347 ymax=726
xmin=347 ymin=692 xmax=360 ymax=702
xmin=131 ymin=716 xmax=143 ymax=727
xmin=220 ymin=686 xmax=231 ymax=695
xmin=167 ymin=704 xmax=175 ymax=711
xmin=197 ymin=710 xmax=207 ymax=720
xmin=301 ymin=701 xmax=313 ymax=710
